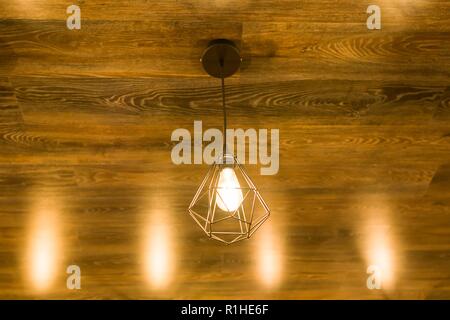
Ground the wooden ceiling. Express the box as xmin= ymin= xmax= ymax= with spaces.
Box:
xmin=0 ymin=0 xmax=449 ymax=299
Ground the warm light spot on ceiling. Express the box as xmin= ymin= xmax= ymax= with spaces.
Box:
xmin=142 ymin=201 xmax=175 ymax=289
xmin=366 ymin=225 xmax=395 ymax=289
xmin=25 ymin=197 xmax=62 ymax=292
xmin=374 ymin=0 xmax=429 ymax=25
xmin=357 ymin=195 xmax=399 ymax=291
xmin=256 ymin=223 xmax=282 ymax=288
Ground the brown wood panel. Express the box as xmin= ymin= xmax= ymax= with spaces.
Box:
xmin=0 ymin=170 xmax=449 ymax=299
xmin=8 ymin=77 xmax=448 ymax=122
xmin=1 ymin=1 xmax=449 ymax=31
xmin=1 ymin=19 xmax=449 ymax=79
xmin=0 ymin=0 xmax=449 ymax=300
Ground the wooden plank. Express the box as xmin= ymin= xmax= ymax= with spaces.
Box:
xmin=0 ymin=1 xmax=449 ymax=31
xmin=0 ymin=19 xmax=449 ymax=79
xmin=9 ymin=77 xmax=448 ymax=123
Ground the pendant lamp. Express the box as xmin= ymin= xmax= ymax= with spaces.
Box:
xmin=188 ymin=39 xmax=270 ymax=244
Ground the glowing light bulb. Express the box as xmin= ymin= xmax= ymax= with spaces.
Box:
xmin=216 ymin=167 xmax=243 ymax=212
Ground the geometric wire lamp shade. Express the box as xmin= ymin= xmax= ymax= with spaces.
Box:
xmin=189 ymin=154 xmax=270 ymax=244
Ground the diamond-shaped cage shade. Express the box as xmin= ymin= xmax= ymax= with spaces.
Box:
xmin=189 ymin=155 xmax=270 ymax=244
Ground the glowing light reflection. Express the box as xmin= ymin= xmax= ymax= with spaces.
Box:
xmin=358 ymin=195 xmax=399 ymax=291
xmin=25 ymin=197 xmax=62 ymax=292
xmin=142 ymin=204 xmax=174 ymax=289
xmin=257 ymin=223 xmax=281 ymax=288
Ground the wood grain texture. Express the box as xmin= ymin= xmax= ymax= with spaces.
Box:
xmin=0 ymin=6 xmax=449 ymax=79
xmin=1 ymin=1 xmax=449 ymax=31
xmin=0 ymin=0 xmax=449 ymax=300
xmin=0 ymin=77 xmax=22 ymax=126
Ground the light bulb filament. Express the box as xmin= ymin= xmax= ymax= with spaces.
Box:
xmin=216 ymin=167 xmax=243 ymax=212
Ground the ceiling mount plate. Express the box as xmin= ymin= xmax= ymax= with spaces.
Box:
xmin=201 ymin=39 xmax=241 ymax=78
